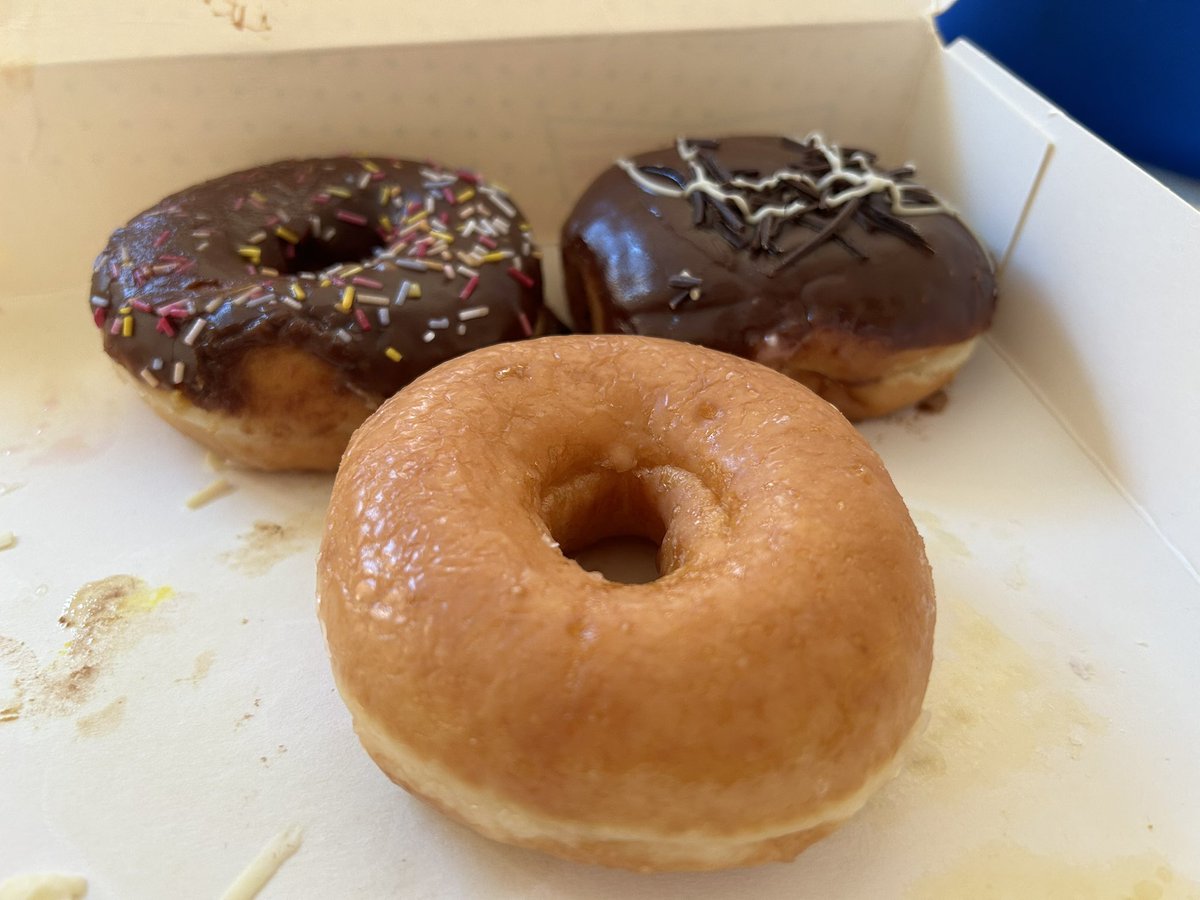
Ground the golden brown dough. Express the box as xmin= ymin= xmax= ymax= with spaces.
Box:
xmin=318 ymin=334 xmax=935 ymax=871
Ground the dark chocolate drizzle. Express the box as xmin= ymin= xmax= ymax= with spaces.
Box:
xmin=561 ymin=136 xmax=997 ymax=357
xmin=90 ymin=157 xmax=545 ymax=412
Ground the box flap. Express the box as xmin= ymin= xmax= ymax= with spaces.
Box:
xmin=948 ymin=40 xmax=1200 ymax=576
xmin=1 ymin=0 xmax=930 ymax=67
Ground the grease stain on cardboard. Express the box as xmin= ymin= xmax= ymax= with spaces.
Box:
xmin=0 ymin=575 xmax=173 ymax=724
xmin=220 ymin=513 xmax=322 ymax=577
xmin=908 ymin=842 xmax=1198 ymax=900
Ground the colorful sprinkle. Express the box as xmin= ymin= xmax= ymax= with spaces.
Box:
xmin=274 ymin=226 xmax=301 ymax=244
xmin=508 ymin=267 xmax=535 ymax=288
xmin=351 ymin=275 xmax=384 ymax=290
xmin=140 ymin=367 xmax=159 ymax=387
xmin=183 ymin=318 xmax=207 ymax=346
xmin=518 ymin=311 xmax=533 ymax=336
xmin=354 ymin=308 xmax=371 ymax=331
xmin=172 ymin=361 xmax=185 ymax=384
xmin=336 ymin=210 xmax=369 ymax=226
xmin=237 ymin=246 xmax=262 ymax=263
xmin=337 ymin=285 xmax=356 ymax=312
xmin=458 ymin=306 xmax=489 ymax=321
xmin=459 ymin=275 xmax=479 ymax=301
xmin=155 ymin=317 xmax=176 ymax=337
xmin=385 ymin=346 xmax=403 ymax=362
xmin=153 ymin=229 xmax=172 ymax=248
xmin=122 ymin=316 xmax=134 ymax=338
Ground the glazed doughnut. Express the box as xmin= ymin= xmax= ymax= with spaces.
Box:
xmin=89 ymin=157 xmax=547 ymax=471
xmin=562 ymin=135 xmax=997 ymax=420
xmin=318 ymin=334 xmax=935 ymax=871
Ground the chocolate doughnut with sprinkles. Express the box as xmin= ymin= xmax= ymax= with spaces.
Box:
xmin=561 ymin=135 xmax=997 ymax=420
xmin=90 ymin=157 xmax=548 ymax=471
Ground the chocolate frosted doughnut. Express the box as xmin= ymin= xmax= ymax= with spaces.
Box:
xmin=90 ymin=157 xmax=546 ymax=470
xmin=562 ymin=135 xmax=997 ymax=419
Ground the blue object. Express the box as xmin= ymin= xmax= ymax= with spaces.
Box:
xmin=938 ymin=0 xmax=1200 ymax=178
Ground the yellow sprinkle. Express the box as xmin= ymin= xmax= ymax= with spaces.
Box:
xmin=409 ymin=284 xmax=422 ymax=299
xmin=519 ymin=223 xmax=531 ymax=232
xmin=379 ymin=215 xmax=392 ymax=232
xmin=456 ymin=188 xmax=475 ymax=203
xmin=360 ymin=160 xmax=380 ymax=173
xmin=480 ymin=252 xmax=507 ymax=264
xmin=0 ymin=531 xmax=15 ymax=551
xmin=337 ymin=285 xmax=356 ymax=312
xmin=237 ymin=246 xmax=262 ymax=262
xmin=326 ymin=186 xmax=352 ymax=198
xmin=249 ymin=191 xmax=267 ymax=203
xmin=204 ymin=450 xmax=226 ymax=472
xmin=378 ymin=186 xmax=390 ymax=205
xmin=319 ymin=278 xmax=332 ymax=288
xmin=429 ymin=230 xmax=454 ymax=244
xmin=384 ymin=347 xmax=403 ymax=362
xmin=404 ymin=210 xmax=429 ymax=226
xmin=532 ymin=249 xmax=543 ymax=260
xmin=186 ymin=477 xmax=234 ymax=510
xmin=118 ymin=305 xmax=132 ymax=315
xmin=122 ymin=316 xmax=134 ymax=337
xmin=423 ymin=260 xmax=443 ymax=271
xmin=291 ymin=283 xmax=306 ymax=301
xmin=274 ymin=226 xmax=300 ymax=244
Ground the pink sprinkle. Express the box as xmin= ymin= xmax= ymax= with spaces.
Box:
xmin=352 ymin=276 xmax=384 ymax=290
xmin=109 ymin=317 xmax=122 ymax=335
xmin=130 ymin=298 xmax=153 ymax=313
xmin=508 ymin=267 xmax=535 ymax=289
xmin=93 ymin=308 xmax=107 ymax=328
xmin=166 ymin=307 xmax=191 ymax=320
xmin=371 ymin=171 xmax=386 ymax=181
xmin=336 ymin=210 xmax=369 ymax=226
xmin=442 ymin=187 xmax=456 ymax=204
xmin=331 ymin=277 xmax=346 ymax=287
xmin=313 ymin=193 xmax=330 ymax=205
xmin=246 ymin=264 xmax=257 ymax=275
xmin=416 ymin=243 xmax=428 ymax=259
xmin=158 ymin=254 xmax=190 ymax=263
xmin=518 ymin=311 xmax=533 ymax=336
xmin=233 ymin=196 xmax=245 ymax=211
xmin=133 ymin=269 xmax=147 ymax=287
xmin=155 ymin=317 xmax=176 ymax=337
xmin=479 ymin=235 xmax=498 ymax=249
xmin=109 ymin=261 xmax=120 ymax=279
xmin=354 ymin=308 xmax=371 ymax=331
xmin=266 ymin=215 xmax=280 ymax=227
xmin=457 ymin=170 xmax=480 ymax=184
xmin=153 ymin=229 xmax=172 ymax=248
xmin=459 ymin=275 xmax=479 ymax=302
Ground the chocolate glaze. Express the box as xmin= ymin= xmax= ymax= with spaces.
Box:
xmin=91 ymin=157 xmax=545 ymax=411
xmin=562 ymin=136 xmax=996 ymax=357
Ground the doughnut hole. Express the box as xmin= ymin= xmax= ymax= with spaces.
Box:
xmin=538 ymin=456 xmax=728 ymax=585
xmin=273 ymin=222 xmax=386 ymax=275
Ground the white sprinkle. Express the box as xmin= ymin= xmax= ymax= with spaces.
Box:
xmin=458 ymin=306 xmax=489 ymax=321
xmin=461 ymin=221 xmax=477 ymax=238
xmin=476 ymin=220 xmax=495 ymax=237
xmin=443 ymin=264 xmax=455 ymax=280
xmin=186 ymin=477 xmax=234 ymax=510
xmin=196 ymin=241 xmax=210 ymax=252
xmin=310 ymin=214 xmax=322 ymax=234
xmin=280 ymin=296 xmax=303 ymax=310
xmin=358 ymin=171 xmax=372 ymax=190
xmin=690 ymin=287 xmax=702 ymax=301
xmin=191 ymin=229 xmax=212 ymax=238
xmin=485 ymin=189 xmax=517 ymax=218
xmin=299 ymin=271 xmax=316 ymax=280
xmin=356 ymin=293 xmax=389 ymax=306
xmin=172 ymin=361 xmax=185 ymax=384
xmin=0 ymin=531 xmax=15 ymax=551
xmin=428 ymin=318 xmax=450 ymax=329
xmin=275 ymin=208 xmax=290 ymax=223
xmin=204 ymin=297 xmax=222 ymax=313
xmin=458 ymin=204 xmax=476 ymax=219
xmin=511 ymin=257 xmax=523 ymax=272
xmin=183 ymin=318 xmax=207 ymax=345
xmin=456 ymin=265 xmax=479 ymax=279
xmin=259 ymin=267 xmax=280 ymax=277
xmin=493 ymin=217 xmax=511 ymax=235
xmin=334 ymin=329 xmax=353 ymax=343
xmin=247 ymin=230 xmax=268 ymax=244
xmin=396 ymin=259 xmax=426 ymax=273
xmin=150 ymin=357 xmax=164 ymax=371
xmin=323 ymin=227 xmax=336 ymax=241
xmin=140 ymin=367 xmax=160 ymax=387
xmin=456 ymin=324 xmax=467 ymax=335
xmin=395 ymin=281 xmax=412 ymax=305
xmin=91 ymin=295 xmax=110 ymax=308
xmin=218 ymin=825 xmax=303 ymax=900
xmin=377 ymin=308 xmax=390 ymax=326
xmin=475 ymin=202 xmax=492 ymax=217
xmin=424 ymin=196 xmax=435 ymax=214
xmin=422 ymin=330 xmax=435 ymax=343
